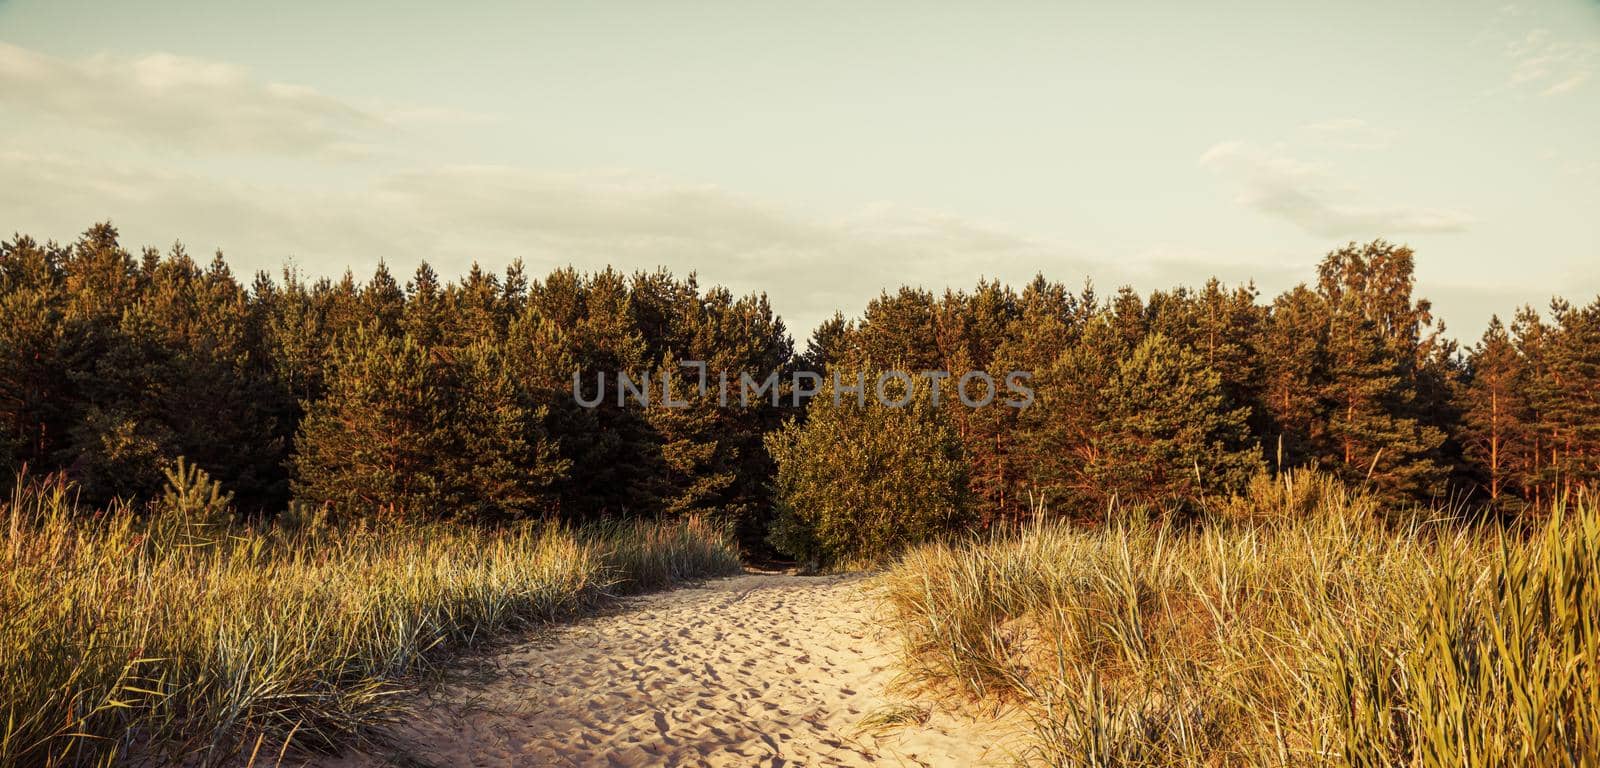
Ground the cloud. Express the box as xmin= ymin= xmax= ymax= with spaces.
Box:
xmin=0 ymin=151 xmax=1108 ymax=335
xmin=0 ymin=43 xmax=379 ymax=156
xmin=1199 ymin=141 xmax=1474 ymax=238
xmin=1504 ymin=27 xmax=1596 ymax=96
xmin=0 ymin=146 xmax=1524 ymax=341
xmin=367 ymin=168 xmax=1095 ymax=329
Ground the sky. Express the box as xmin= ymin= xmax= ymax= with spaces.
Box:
xmin=2 ymin=0 xmax=1597 ymax=340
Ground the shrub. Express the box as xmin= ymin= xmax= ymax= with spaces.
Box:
xmin=145 ymin=457 xmax=235 ymax=551
xmin=765 ymin=382 xmax=970 ymax=565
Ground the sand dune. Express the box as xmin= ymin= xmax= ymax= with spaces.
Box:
xmin=321 ymin=573 xmax=1011 ymax=767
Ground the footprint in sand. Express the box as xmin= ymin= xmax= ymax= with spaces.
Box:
xmin=315 ymin=574 xmax=1013 ymax=768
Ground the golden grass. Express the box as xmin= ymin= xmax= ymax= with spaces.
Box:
xmin=881 ymin=470 xmax=1599 ymax=767
xmin=0 ymin=473 xmax=741 ymax=767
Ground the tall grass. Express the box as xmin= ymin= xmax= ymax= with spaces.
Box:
xmin=0 ymin=472 xmax=741 ymax=767
xmin=881 ymin=470 xmax=1600 ymax=767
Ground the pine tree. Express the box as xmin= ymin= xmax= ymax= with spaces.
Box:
xmin=1088 ymin=334 xmax=1261 ymax=514
xmin=617 ymin=276 xmax=796 ymax=539
xmin=321 ymin=270 xmax=366 ymax=343
xmin=513 ymin=267 xmax=660 ymax=518
xmin=1512 ymin=305 xmax=1558 ymax=505
xmin=261 ymin=266 xmax=331 ymax=404
xmin=292 ymin=329 xmax=456 ymax=516
xmin=119 ymin=244 xmax=290 ymax=509
xmin=447 ymin=340 xmax=568 ymax=521
xmin=1109 ymin=286 xmax=1148 ymax=350
xmin=1148 ymin=279 xmax=1267 ymax=430
xmin=997 ymin=275 xmax=1083 ymax=375
xmin=989 ymin=276 xmax=1084 ymax=521
xmin=1461 ymin=315 xmax=1530 ymax=507
xmin=799 ymin=312 xmax=851 ymax=379
xmin=501 ymin=258 xmax=529 ymax=320
xmin=1311 ymin=241 xmax=1451 ymax=502
xmin=361 ymin=262 xmax=405 ymax=337
xmin=1023 ymin=319 xmax=1121 ymax=518
xmin=404 ymin=262 xmax=446 ymax=348
xmin=853 ymin=288 xmax=941 ymax=370
xmin=1545 ymin=299 xmax=1600 ymax=496
xmin=931 ymin=282 xmax=1022 ymax=523
xmin=633 ymin=277 xmax=735 ymax=520
xmin=1319 ymin=293 xmax=1446 ymax=502
xmin=449 ymin=262 xmax=505 ymax=346
xmin=1260 ymin=285 xmax=1329 ymax=468
xmin=61 ymin=223 xmax=139 ymax=327
xmin=0 ymin=235 xmax=69 ymax=480
xmin=2 ymin=230 xmax=290 ymax=505
xmin=628 ymin=269 xmax=699 ymax=361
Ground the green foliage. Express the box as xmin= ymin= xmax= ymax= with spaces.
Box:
xmin=807 ymin=239 xmax=1581 ymax=520
xmin=450 ymin=340 xmax=569 ymax=520
xmin=1309 ymin=240 xmax=1454 ymax=502
xmin=1542 ymin=299 xmax=1600 ymax=494
xmin=1260 ymin=285 xmax=1328 ymax=467
xmin=1089 ymin=334 xmax=1262 ymax=514
xmin=292 ymin=328 xmax=458 ymax=517
xmin=66 ymin=406 xmax=178 ymax=500
xmin=1 ymin=228 xmax=293 ymax=509
xmin=5 ymin=222 xmax=1600 ymax=537
xmin=1461 ymin=316 xmax=1531 ymax=508
xmin=1320 ymin=289 xmax=1448 ymax=501
xmin=2 ymin=225 xmax=793 ymax=533
xmin=148 ymin=457 xmax=236 ymax=551
xmin=765 ymin=379 xmax=971 ymax=564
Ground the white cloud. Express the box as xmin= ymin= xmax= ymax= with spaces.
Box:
xmin=1541 ymin=71 xmax=1589 ymax=96
xmin=0 ymin=151 xmax=1109 ymax=335
xmin=0 ymin=43 xmax=379 ymax=156
xmin=0 ymin=145 xmax=1524 ymax=340
xmin=1199 ymin=141 xmax=1474 ymax=238
xmin=365 ymin=168 xmax=1094 ymax=328
xmin=1504 ymin=27 xmax=1596 ymax=97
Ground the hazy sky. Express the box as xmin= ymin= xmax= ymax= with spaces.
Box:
xmin=2 ymin=0 xmax=1597 ymax=339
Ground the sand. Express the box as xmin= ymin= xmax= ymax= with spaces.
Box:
xmin=320 ymin=573 xmax=1013 ymax=768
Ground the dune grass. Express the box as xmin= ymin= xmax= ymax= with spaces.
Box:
xmin=881 ymin=470 xmax=1600 ymax=767
xmin=0 ymin=472 xmax=741 ymax=768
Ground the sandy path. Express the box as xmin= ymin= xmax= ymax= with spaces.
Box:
xmin=324 ymin=573 xmax=1012 ymax=768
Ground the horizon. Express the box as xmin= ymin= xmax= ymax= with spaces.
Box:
xmin=3 ymin=0 xmax=1597 ymax=338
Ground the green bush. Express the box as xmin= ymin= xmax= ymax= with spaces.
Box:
xmin=765 ymin=380 xmax=970 ymax=565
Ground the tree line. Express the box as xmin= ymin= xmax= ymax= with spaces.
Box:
xmin=0 ymin=223 xmax=791 ymax=544
xmin=2 ymin=224 xmax=1596 ymax=552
